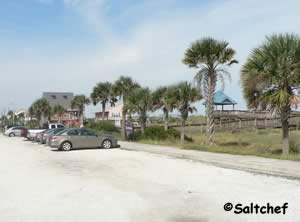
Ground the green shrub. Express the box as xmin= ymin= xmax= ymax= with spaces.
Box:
xmin=86 ymin=121 xmax=119 ymax=133
xmin=128 ymin=126 xmax=181 ymax=141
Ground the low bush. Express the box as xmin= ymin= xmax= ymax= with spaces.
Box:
xmin=86 ymin=121 xmax=119 ymax=133
xmin=128 ymin=126 xmax=180 ymax=141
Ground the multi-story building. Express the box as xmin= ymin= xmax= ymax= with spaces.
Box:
xmin=42 ymin=92 xmax=80 ymax=127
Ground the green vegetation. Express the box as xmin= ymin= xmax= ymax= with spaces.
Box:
xmin=90 ymin=82 xmax=117 ymax=121
xmin=29 ymin=98 xmax=51 ymax=127
xmin=241 ymin=33 xmax=300 ymax=155
xmin=128 ymin=126 xmax=181 ymax=141
xmin=137 ymin=128 xmax=300 ymax=160
xmin=86 ymin=121 xmax=119 ymax=133
xmin=71 ymin=95 xmax=90 ymax=126
xmin=112 ymin=76 xmax=140 ymax=139
xmin=183 ymin=37 xmax=238 ymax=144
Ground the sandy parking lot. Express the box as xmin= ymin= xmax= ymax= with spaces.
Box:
xmin=0 ymin=135 xmax=299 ymax=222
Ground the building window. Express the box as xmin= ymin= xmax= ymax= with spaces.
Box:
xmin=51 ymin=95 xmax=56 ymax=99
xmin=63 ymin=95 xmax=68 ymax=99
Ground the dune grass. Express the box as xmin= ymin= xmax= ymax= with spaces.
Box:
xmin=138 ymin=128 xmax=300 ymax=161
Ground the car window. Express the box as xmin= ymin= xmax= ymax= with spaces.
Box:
xmin=55 ymin=129 xmax=69 ymax=135
xmin=53 ymin=128 xmax=64 ymax=134
xmin=80 ymin=129 xmax=96 ymax=136
xmin=67 ymin=130 xmax=80 ymax=136
xmin=51 ymin=125 xmax=56 ymax=129
xmin=57 ymin=125 xmax=64 ymax=128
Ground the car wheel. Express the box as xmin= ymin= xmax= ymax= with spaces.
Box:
xmin=61 ymin=141 xmax=72 ymax=151
xmin=9 ymin=132 xmax=15 ymax=137
xmin=102 ymin=139 xmax=112 ymax=149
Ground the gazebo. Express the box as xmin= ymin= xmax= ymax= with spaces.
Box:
xmin=203 ymin=90 xmax=237 ymax=111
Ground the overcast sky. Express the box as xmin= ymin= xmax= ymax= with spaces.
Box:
xmin=1 ymin=0 xmax=300 ymax=117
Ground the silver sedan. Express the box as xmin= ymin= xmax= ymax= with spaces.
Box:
xmin=49 ymin=128 xmax=119 ymax=151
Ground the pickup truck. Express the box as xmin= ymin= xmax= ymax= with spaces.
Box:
xmin=27 ymin=124 xmax=65 ymax=140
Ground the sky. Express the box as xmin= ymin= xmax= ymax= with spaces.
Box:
xmin=1 ymin=0 xmax=300 ymax=117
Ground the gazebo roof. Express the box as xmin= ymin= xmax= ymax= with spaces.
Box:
xmin=203 ymin=90 xmax=237 ymax=106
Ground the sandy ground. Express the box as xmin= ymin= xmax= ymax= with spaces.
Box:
xmin=0 ymin=135 xmax=299 ymax=222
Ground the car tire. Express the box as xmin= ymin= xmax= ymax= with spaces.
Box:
xmin=9 ymin=132 xmax=15 ymax=137
xmin=60 ymin=141 xmax=72 ymax=151
xmin=102 ymin=139 xmax=112 ymax=149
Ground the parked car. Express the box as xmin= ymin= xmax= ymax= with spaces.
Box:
xmin=34 ymin=130 xmax=47 ymax=142
xmin=27 ymin=123 xmax=65 ymax=141
xmin=4 ymin=126 xmax=27 ymax=137
xmin=49 ymin=128 xmax=119 ymax=151
xmin=41 ymin=128 xmax=65 ymax=144
xmin=21 ymin=128 xmax=29 ymax=137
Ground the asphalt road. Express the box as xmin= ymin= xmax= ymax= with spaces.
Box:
xmin=0 ymin=135 xmax=299 ymax=222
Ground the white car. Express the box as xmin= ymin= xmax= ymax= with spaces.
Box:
xmin=4 ymin=126 xmax=26 ymax=137
xmin=27 ymin=123 xmax=65 ymax=140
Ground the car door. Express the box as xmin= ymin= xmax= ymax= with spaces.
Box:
xmin=66 ymin=129 xmax=81 ymax=148
xmin=14 ymin=127 xmax=22 ymax=136
xmin=79 ymin=129 xmax=99 ymax=148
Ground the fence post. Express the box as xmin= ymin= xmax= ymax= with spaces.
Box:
xmin=265 ymin=118 xmax=267 ymax=128
xmin=239 ymin=118 xmax=242 ymax=128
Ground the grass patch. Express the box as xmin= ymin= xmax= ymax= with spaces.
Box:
xmin=136 ymin=128 xmax=300 ymax=161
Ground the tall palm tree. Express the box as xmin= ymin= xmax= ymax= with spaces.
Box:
xmin=112 ymin=76 xmax=140 ymax=139
xmin=174 ymin=82 xmax=202 ymax=144
xmin=52 ymin=105 xmax=66 ymax=124
xmin=31 ymin=98 xmax=51 ymax=127
xmin=7 ymin=110 xmax=14 ymax=125
xmin=71 ymin=95 xmax=90 ymax=127
xmin=152 ymin=86 xmax=177 ymax=131
xmin=125 ymin=87 xmax=152 ymax=134
xmin=241 ymin=33 xmax=300 ymax=155
xmin=91 ymin=82 xmax=117 ymax=121
xmin=183 ymin=37 xmax=237 ymax=144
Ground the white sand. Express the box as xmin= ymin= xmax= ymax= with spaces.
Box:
xmin=0 ymin=135 xmax=299 ymax=222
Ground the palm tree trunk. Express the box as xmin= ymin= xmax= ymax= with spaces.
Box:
xmin=40 ymin=113 xmax=45 ymax=128
xmin=164 ymin=110 xmax=169 ymax=131
xmin=141 ymin=120 xmax=145 ymax=134
xmin=121 ymin=109 xmax=127 ymax=140
xmin=281 ymin=108 xmax=289 ymax=155
xmin=80 ymin=110 xmax=84 ymax=127
xmin=102 ymin=103 xmax=106 ymax=121
xmin=206 ymin=75 xmax=216 ymax=145
xmin=140 ymin=112 xmax=147 ymax=134
xmin=180 ymin=119 xmax=186 ymax=144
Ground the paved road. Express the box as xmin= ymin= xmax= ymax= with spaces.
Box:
xmin=0 ymin=135 xmax=299 ymax=222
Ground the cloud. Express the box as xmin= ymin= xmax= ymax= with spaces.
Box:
xmin=1 ymin=0 xmax=300 ymax=116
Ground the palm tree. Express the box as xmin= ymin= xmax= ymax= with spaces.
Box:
xmin=174 ymin=82 xmax=201 ymax=144
xmin=91 ymin=82 xmax=117 ymax=121
xmin=7 ymin=110 xmax=14 ymax=125
xmin=71 ymin=95 xmax=90 ymax=127
xmin=241 ymin=33 xmax=300 ymax=155
xmin=183 ymin=37 xmax=237 ymax=144
xmin=125 ymin=87 xmax=152 ymax=134
xmin=152 ymin=86 xmax=177 ymax=131
xmin=52 ymin=105 xmax=66 ymax=124
xmin=112 ymin=76 xmax=140 ymax=139
xmin=31 ymin=98 xmax=51 ymax=127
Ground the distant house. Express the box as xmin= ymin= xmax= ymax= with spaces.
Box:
xmin=95 ymin=103 xmax=124 ymax=127
xmin=42 ymin=92 xmax=80 ymax=127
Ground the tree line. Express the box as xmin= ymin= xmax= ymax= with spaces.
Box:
xmin=28 ymin=33 xmax=300 ymax=155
